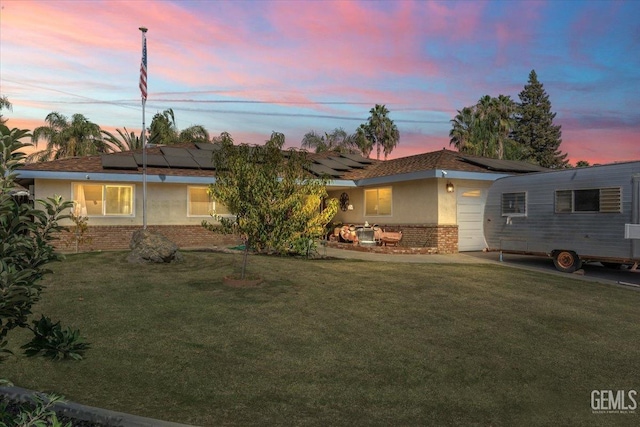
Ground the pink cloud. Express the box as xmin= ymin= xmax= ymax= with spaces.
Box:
xmin=562 ymin=128 xmax=640 ymax=165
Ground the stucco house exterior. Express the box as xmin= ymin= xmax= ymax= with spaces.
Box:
xmin=16 ymin=143 xmax=545 ymax=253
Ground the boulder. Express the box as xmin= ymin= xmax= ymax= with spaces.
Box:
xmin=127 ymin=229 xmax=184 ymax=264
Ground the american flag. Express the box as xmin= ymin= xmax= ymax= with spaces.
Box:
xmin=139 ymin=34 xmax=147 ymax=100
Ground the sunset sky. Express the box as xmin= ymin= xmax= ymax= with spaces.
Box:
xmin=1 ymin=0 xmax=639 ymax=165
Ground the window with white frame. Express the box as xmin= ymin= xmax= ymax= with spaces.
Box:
xmin=365 ymin=187 xmax=392 ymax=216
xmin=72 ymin=183 xmax=133 ymax=216
xmin=187 ymin=186 xmax=229 ymax=217
xmin=555 ymin=187 xmax=621 ymax=213
xmin=501 ymin=192 xmax=526 ymax=216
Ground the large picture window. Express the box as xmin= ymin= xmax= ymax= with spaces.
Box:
xmin=73 ymin=183 xmax=133 ymax=216
xmin=555 ymin=187 xmax=621 ymax=213
xmin=365 ymin=187 xmax=392 ymax=216
xmin=501 ymin=192 xmax=526 ymax=216
xmin=188 ymin=187 xmax=229 ymax=217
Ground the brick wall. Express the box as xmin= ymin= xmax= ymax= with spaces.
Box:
xmin=53 ymin=225 xmax=242 ymax=252
xmin=53 ymin=224 xmax=457 ymax=254
xmin=376 ymin=224 xmax=458 ymax=254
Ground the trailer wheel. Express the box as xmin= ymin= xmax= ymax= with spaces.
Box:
xmin=553 ymin=251 xmax=582 ymax=273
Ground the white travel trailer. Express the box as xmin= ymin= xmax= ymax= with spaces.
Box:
xmin=483 ymin=161 xmax=640 ymax=272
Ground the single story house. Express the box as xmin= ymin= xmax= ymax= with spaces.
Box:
xmin=16 ymin=143 xmax=545 ymax=253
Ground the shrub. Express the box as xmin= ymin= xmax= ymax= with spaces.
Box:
xmin=0 ymin=124 xmax=89 ymax=363
xmin=22 ymin=316 xmax=90 ymax=361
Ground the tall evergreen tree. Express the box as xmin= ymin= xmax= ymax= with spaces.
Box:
xmin=514 ymin=70 xmax=567 ymax=168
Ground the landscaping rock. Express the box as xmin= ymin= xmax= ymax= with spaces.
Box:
xmin=127 ymin=229 xmax=184 ymax=264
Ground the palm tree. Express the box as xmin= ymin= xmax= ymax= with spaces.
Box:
xmin=300 ymin=128 xmax=358 ymax=154
xmin=102 ymin=127 xmax=142 ymax=152
xmin=29 ymin=112 xmax=109 ymax=162
xmin=450 ymin=95 xmax=517 ymax=160
xmin=360 ymin=104 xmax=399 ymax=160
xmin=148 ymin=108 xmax=178 ymax=145
xmin=301 ymin=130 xmax=327 ymax=152
xmin=0 ymin=96 xmax=12 ymax=124
xmin=449 ymin=106 xmax=476 ymax=154
xmin=493 ymin=94 xmax=517 ymax=160
xmin=178 ymin=125 xmax=210 ymax=144
xmin=353 ymin=125 xmax=373 ymax=158
xmin=148 ymin=108 xmax=210 ymax=145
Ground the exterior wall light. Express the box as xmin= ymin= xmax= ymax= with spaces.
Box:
xmin=446 ymin=182 xmax=454 ymax=193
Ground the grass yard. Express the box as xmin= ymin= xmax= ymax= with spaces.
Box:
xmin=2 ymin=251 xmax=640 ymax=426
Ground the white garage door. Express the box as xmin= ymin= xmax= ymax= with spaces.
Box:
xmin=457 ymin=187 xmax=488 ymax=251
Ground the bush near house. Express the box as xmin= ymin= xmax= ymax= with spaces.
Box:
xmin=203 ymin=132 xmax=338 ymax=277
xmin=0 ymin=125 xmax=89 ymax=363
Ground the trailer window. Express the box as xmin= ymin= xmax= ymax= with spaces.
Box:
xmin=501 ymin=192 xmax=526 ymax=216
xmin=574 ymin=189 xmax=599 ymax=212
xmin=555 ymin=187 xmax=621 ymax=213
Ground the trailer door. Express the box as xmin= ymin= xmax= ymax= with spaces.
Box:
xmin=457 ymin=187 xmax=488 ymax=251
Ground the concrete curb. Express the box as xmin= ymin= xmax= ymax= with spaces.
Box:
xmin=0 ymin=386 xmax=197 ymax=427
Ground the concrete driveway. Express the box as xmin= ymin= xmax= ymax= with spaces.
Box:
xmin=465 ymin=251 xmax=640 ymax=289
xmin=322 ymin=246 xmax=640 ymax=289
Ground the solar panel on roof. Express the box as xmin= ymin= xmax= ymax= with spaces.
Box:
xmin=160 ymin=147 xmax=192 ymax=157
xmin=193 ymin=157 xmax=216 ymax=170
xmin=339 ymin=153 xmax=374 ymax=164
xmin=194 ymin=143 xmax=220 ymax=151
xmin=101 ymin=155 xmax=138 ymax=170
xmin=460 ymin=156 xmax=547 ymax=173
xmin=164 ymin=156 xmax=200 ymax=168
xmin=189 ymin=149 xmax=212 ymax=159
xmin=305 ymin=163 xmax=342 ymax=177
xmin=314 ymin=158 xmax=351 ymax=171
xmin=133 ymin=154 xmax=169 ymax=167
xmin=328 ymin=156 xmax=364 ymax=168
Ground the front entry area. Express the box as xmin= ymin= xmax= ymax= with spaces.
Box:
xmin=457 ymin=187 xmax=488 ymax=251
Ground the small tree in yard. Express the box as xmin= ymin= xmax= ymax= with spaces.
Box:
xmin=202 ymin=132 xmax=339 ymax=279
xmin=0 ymin=125 xmax=89 ymax=363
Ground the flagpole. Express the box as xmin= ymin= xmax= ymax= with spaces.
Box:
xmin=139 ymin=26 xmax=148 ymax=229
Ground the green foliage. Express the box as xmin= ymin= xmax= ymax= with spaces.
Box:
xmin=357 ymin=104 xmax=399 ymax=160
xmin=0 ymin=96 xmax=11 ymax=125
xmin=0 ymin=393 xmax=72 ymax=427
xmin=63 ymin=211 xmax=91 ymax=253
xmin=450 ymin=70 xmax=568 ymax=167
xmin=300 ymin=128 xmax=359 ymax=154
xmin=29 ymin=112 xmax=110 ymax=162
xmin=449 ymin=94 xmax=518 ymax=160
xmin=22 ymin=315 xmax=90 ymax=361
xmin=101 ymin=127 xmax=142 ymax=152
xmin=514 ymin=70 xmax=567 ymax=168
xmin=202 ymin=132 xmax=338 ymax=276
xmin=148 ymin=108 xmax=210 ymax=145
xmin=0 ymin=124 xmax=88 ymax=364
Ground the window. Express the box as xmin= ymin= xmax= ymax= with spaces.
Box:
xmin=501 ymin=192 xmax=526 ymax=216
xmin=365 ymin=187 xmax=392 ymax=216
xmin=73 ymin=183 xmax=133 ymax=216
xmin=187 ymin=187 xmax=229 ymax=217
xmin=555 ymin=187 xmax=621 ymax=213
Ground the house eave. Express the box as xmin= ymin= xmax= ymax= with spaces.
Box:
xmin=355 ymin=169 xmax=512 ymax=186
xmin=17 ymin=170 xmax=362 ymax=188
xmin=16 ymin=170 xmax=217 ymax=185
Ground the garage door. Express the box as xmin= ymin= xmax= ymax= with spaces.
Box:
xmin=457 ymin=187 xmax=488 ymax=251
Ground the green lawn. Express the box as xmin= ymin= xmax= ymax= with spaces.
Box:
xmin=2 ymin=251 xmax=639 ymax=426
